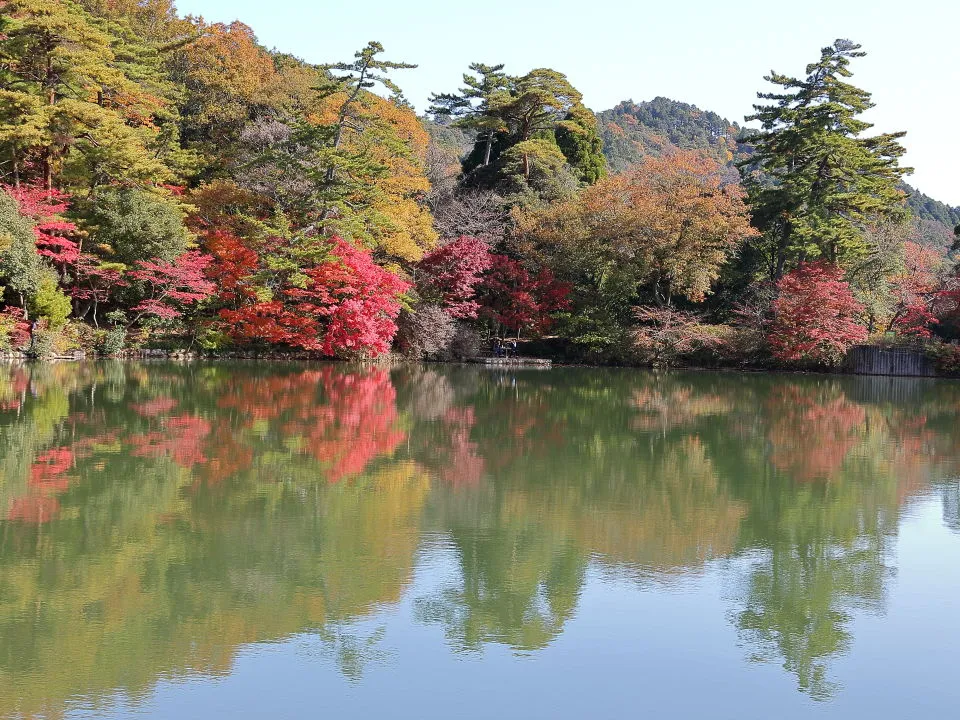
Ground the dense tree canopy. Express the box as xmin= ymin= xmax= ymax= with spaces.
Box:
xmin=0 ymin=4 xmax=956 ymax=369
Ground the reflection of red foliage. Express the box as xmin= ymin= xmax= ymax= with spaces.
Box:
xmin=30 ymin=447 xmax=75 ymax=491
xmin=767 ymin=386 xmax=866 ymax=482
xmin=887 ymin=414 xmax=938 ymax=502
xmin=194 ymin=421 xmax=254 ymax=485
xmin=131 ymin=396 xmax=178 ymax=417
xmin=129 ymin=415 xmax=212 ymax=467
xmin=437 ymin=407 xmax=485 ymax=487
xmin=297 ymin=369 xmax=406 ymax=482
xmin=7 ymin=495 xmax=61 ymax=523
xmin=215 ymin=367 xmax=407 ymax=482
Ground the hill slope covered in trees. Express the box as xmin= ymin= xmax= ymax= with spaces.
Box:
xmin=597 ymin=97 xmax=958 ymax=246
xmin=0 ymin=2 xmax=958 ymax=371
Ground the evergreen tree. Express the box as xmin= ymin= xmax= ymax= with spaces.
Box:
xmin=740 ymin=39 xmax=910 ymax=279
xmin=429 ymin=62 xmax=511 ymax=168
xmin=0 ymin=189 xmax=44 ymax=317
xmin=431 ymin=64 xmax=605 ymax=193
xmin=0 ymin=0 xmax=170 ymax=191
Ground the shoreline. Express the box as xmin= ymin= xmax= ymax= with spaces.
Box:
xmin=0 ymin=349 xmax=951 ymax=380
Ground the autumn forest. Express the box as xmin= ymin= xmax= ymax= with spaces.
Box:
xmin=2 ymin=0 xmax=960 ymax=369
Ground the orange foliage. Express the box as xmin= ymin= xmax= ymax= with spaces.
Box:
xmin=766 ymin=386 xmax=867 ymax=482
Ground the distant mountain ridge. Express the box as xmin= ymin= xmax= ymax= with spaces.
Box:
xmin=597 ymin=97 xmax=745 ymax=172
xmin=902 ymin=183 xmax=960 ymax=228
xmin=596 ymin=97 xmax=958 ymax=238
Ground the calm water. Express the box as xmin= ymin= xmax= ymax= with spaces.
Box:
xmin=1 ymin=362 xmax=959 ymax=718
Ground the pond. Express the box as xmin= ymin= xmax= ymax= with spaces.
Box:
xmin=1 ymin=362 xmax=959 ymax=718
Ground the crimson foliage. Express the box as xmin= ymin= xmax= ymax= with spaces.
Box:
xmin=476 ymin=254 xmax=571 ymax=334
xmin=416 ymin=236 xmax=491 ymax=319
xmin=769 ymin=261 xmax=867 ymax=365
xmin=219 ymin=237 xmax=410 ymax=357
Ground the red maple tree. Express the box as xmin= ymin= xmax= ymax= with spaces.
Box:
xmin=476 ymin=254 xmax=571 ymax=334
xmin=769 ymin=261 xmax=867 ymax=365
xmin=5 ymin=185 xmax=81 ymax=267
xmin=221 ymin=238 xmax=410 ymax=357
xmin=416 ymin=235 xmax=492 ymax=319
xmin=128 ymin=251 xmax=216 ymax=322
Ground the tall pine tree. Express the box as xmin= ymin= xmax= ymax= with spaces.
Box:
xmin=740 ymin=39 xmax=910 ymax=278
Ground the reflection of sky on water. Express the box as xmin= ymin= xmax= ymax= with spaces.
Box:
xmin=73 ymin=495 xmax=960 ymax=720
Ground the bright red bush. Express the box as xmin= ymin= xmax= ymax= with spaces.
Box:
xmin=769 ymin=261 xmax=867 ymax=365
xmin=222 ymin=238 xmax=410 ymax=357
xmin=416 ymin=236 xmax=492 ymax=319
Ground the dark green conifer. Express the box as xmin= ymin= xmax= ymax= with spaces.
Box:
xmin=740 ymin=39 xmax=911 ymax=278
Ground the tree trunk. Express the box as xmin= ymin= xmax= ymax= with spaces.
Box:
xmin=44 ymin=54 xmax=56 ymax=193
xmin=11 ymin=145 xmax=20 ymax=188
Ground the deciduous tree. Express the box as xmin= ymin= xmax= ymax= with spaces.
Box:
xmin=768 ymin=261 xmax=868 ymax=365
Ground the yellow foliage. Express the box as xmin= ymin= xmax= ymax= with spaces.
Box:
xmin=314 ymin=91 xmax=437 ymax=261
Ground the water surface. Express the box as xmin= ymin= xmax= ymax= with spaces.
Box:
xmin=1 ymin=362 xmax=958 ymax=718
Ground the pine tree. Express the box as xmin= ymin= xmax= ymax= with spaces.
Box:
xmin=428 ymin=62 xmax=511 ymax=168
xmin=430 ymin=65 xmax=605 ymax=192
xmin=740 ymin=39 xmax=911 ymax=279
xmin=0 ymin=0 xmax=170 ymax=191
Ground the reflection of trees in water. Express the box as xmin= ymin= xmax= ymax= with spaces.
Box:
xmin=0 ymin=364 xmax=427 ymax=717
xmin=313 ymin=625 xmax=391 ymax=681
xmin=2 ymin=363 xmax=960 ymax=711
xmin=732 ymin=482 xmax=896 ymax=700
xmin=736 ymin=537 xmax=890 ymax=700
xmin=415 ymin=527 xmax=585 ymax=652
xmin=943 ymin=481 xmax=960 ymax=532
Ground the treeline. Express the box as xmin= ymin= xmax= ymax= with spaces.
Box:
xmin=1 ymin=1 xmax=958 ymax=368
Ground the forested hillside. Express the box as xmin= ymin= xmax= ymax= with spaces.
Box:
xmin=598 ymin=98 xmax=746 ymax=172
xmin=598 ymin=98 xmax=959 ymax=250
xmin=1 ymin=2 xmax=958 ymax=370
xmin=903 ymin=183 xmax=960 ymax=228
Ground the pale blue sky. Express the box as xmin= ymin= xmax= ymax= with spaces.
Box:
xmin=175 ymin=0 xmax=959 ymax=205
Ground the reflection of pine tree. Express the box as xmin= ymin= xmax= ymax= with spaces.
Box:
xmin=943 ymin=482 xmax=960 ymax=533
xmin=736 ymin=533 xmax=891 ymax=700
xmin=731 ymin=459 xmax=902 ymax=701
xmin=414 ymin=518 xmax=586 ymax=652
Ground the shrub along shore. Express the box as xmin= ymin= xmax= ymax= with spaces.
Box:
xmin=2 ymin=2 xmax=959 ymax=372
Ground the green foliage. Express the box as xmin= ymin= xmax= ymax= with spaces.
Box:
xmin=903 ymin=182 xmax=960 ymax=227
xmin=0 ymin=189 xmax=43 ymax=305
xmin=555 ymin=115 xmax=606 ymax=183
xmin=26 ymin=323 xmax=53 ymax=357
xmin=29 ymin=272 xmax=71 ymax=328
xmin=433 ymin=64 xmax=605 ymax=197
xmin=99 ymin=325 xmax=127 ymax=355
xmin=86 ymin=188 xmax=191 ymax=264
xmin=0 ymin=312 xmax=19 ymax=350
xmin=739 ymin=39 xmax=910 ymax=275
xmin=195 ymin=326 xmax=231 ymax=351
xmin=0 ymin=0 xmax=172 ymax=191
